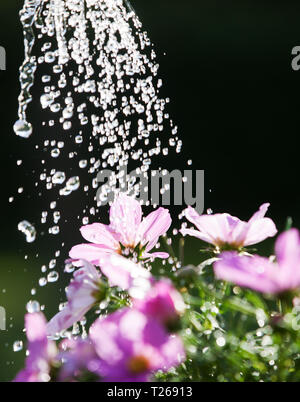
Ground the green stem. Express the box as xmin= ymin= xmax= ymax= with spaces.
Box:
xmin=162 ymin=235 xmax=176 ymax=259
xmin=179 ymin=237 xmax=185 ymax=265
xmin=277 ymin=299 xmax=283 ymax=315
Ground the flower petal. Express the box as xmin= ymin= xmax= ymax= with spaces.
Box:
xmin=70 ymin=259 xmax=101 ymax=284
xmin=14 ymin=369 xmax=39 ymax=382
xmin=98 ymin=254 xmax=151 ymax=290
xmin=69 ymin=243 xmax=114 ymax=265
xmin=80 ymin=223 xmax=120 ymax=248
xmin=25 ymin=313 xmax=47 ymax=343
xmin=160 ymin=335 xmax=186 ymax=370
xmin=47 ymin=261 xmax=101 ymax=335
xmin=144 ymin=251 xmax=169 ymax=259
xmin=180 ymin=227 xmax=214 ymax=244
xmin=275 ymin=229 xmax=300 ymax=289
xmin=109 ymin=193 xmax=142 ymax=246
xmin=248 ymin=203 xmax=270 ymax=222
xmin=214 ymin=252 xmax=280 ymax=294
xmin=47 ymin=305 xmax=91 ymax=335
xmin=275 ymin=228 xmax=300 ymax=266
xmin=243 ymin=218 xmax=278 ymax=246
xmin=138 ymin=208 xmax=172 ymax=251
xmin=184 ymin=207 xmax=240 ymax=245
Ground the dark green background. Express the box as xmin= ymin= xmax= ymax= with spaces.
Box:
xmin=1 ymin=0 xmax=300 ymax=382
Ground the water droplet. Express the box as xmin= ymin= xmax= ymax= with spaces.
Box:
xmin=47 ymin=271 xmax=59 ymax=283
xmin=66 ymin=176 xmax=80 ymax=192
xmin=52 ymin=171 xmax=66 ymax=184
xmin=13 ymin=120 xmax=32 ymax=138
xmin=216 ymin=337 xmax=226 ymax=347
xmin=18 ymin=220 xmax=36 ymax=243
xmin=40 ymin=93 xmax=54 ymax=109
xmin=45 ymin=51 xmax=55 ymax=63
xmin=51 ymin=148 xmax=60 ymax=158
xmin=26 ymin=300 xmax=40 ymax=313
xmin=39 ymin=277 xmax=47 ymax=287
xmin=13 ymin=341 xmax=23 ymax=352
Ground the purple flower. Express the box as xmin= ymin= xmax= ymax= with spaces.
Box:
xmin=47 ymin=260 xmax=106 ymax=336
xmin=89 ymin=308 xmax=185 ymax=382
xmin=58 ymin=339 xmax=101 ymax=382
xmin=70 ymin=193 xmax=171 ymax=265
xmin=134 ymin=279 xmax=185 ymax=328
xmin=14 ymin=313 xmax=57 ymax=382
xmin=214 ymin=229 xmax=300 ymax=294
xmin=181 ymin=203 xmax=277 ymax=250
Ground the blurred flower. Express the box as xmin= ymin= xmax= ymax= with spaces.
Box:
xmin=89 ymin=308 xmax=185 ymax=382
xmin=134 ymin=279 xmax=185 ymax=329
xmin=293 ymin=297 xmax=300 ymax=307
xmin=181 ymin=203 xmax=277 ymax=251
xmin=214 ymin=229 xmax=300 ymax=294
xmin=58 ymin=338 xmax=101 ymax=382
xmin=69 ymin=193 xmax=171 ymax=265
xmin=47 ymin=260 xmax=106 ymax=336
xmin=14 ymin=313 xmax=57 ymax=382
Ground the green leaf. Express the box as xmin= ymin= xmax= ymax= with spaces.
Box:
xmin=285 ymin=216 xmax=293 ymax=231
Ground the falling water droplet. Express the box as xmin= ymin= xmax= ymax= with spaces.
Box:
xmin=39 ymin=277 xmax=47 ymax=287
xmin=13 ymin=341 xmax=23 ymax=352
xmin=18 ymin=220 xmax=36 ymax=243
xmin=26 ymin=300 xmax=40 ymax=313
xmin=47 ymin=271 xmax=59 ymax=283
xmin=13 ymin=120 xmax=33 ymax=138
xmin=52 ymin=171 xmax=66 ymax=184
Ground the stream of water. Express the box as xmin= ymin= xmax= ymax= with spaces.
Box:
xmin=11 ymin=0 xmax=188 ymax=345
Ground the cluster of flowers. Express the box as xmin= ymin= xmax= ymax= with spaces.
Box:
xmin=15 ymin=194 xmax=185 ymax=382
xmin=15 ymin=194 xmax=300 ymax=382
xmin=182 ymin=203 xmax=300 ymax=297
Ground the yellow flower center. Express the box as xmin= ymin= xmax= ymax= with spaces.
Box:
xmin=214 ymin=239 xmax=244 ymax=252
xmin=127 ymin=355 xmax=151 ymax=374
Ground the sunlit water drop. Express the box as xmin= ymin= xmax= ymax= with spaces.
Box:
xmin=26 ymin=300 xmax=40 ymax=313
xmin=13 ymin=120 xmax=33 ymax=138
xmin=13 ymin=341 xmax=24 ymax=352
xmin=18 ymin=220 xmax=36 ymax=243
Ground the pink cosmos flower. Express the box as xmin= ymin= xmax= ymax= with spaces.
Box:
xmin=69 ymin=193 xmax=171 ymax=265
xmin=134 ymin=279 xmax=185 ymax=328
xmin=14 ymin=313 xmax=57 ymax=382
xmin=181 ymin=203 xmax=277 ymax=250
xmin=47 ymin=260 xmax=106 ymax=336
xmin=89 ymin=308 xmax=185 ymax=382
xmin=214 ymin=229 xmax=300 ymax=294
